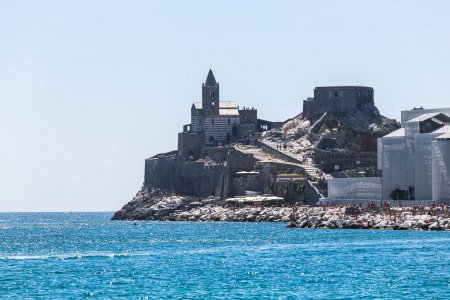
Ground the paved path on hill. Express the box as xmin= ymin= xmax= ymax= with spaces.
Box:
xmin=259 ymin=140 xmax=333 ymax=180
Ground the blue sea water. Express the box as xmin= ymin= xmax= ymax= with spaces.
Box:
xmin=0 ymin=213 xmax=449 ymax=299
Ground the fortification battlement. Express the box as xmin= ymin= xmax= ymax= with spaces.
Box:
xmin=303 ymin=86 xmax=375 ymax=121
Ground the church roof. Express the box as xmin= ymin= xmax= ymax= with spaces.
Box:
xmin=193 ymin=101 xmax=237 ymax=110
xmin=219 ymin=101 xmax=237 ymax=108
xmin=205 ymin=69 xmax=217 ymax=86
xmin=219 ymin=108 xmax=240 ymax=116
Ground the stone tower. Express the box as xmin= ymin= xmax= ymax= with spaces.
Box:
xmin=202 ymin=69 xmax=220 ymax=116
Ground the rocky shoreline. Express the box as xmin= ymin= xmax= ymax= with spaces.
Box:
xmin=113 ymin=187 xmax=450 ymax=231
xmin=287 ymin=206 xmax=450 ymax=230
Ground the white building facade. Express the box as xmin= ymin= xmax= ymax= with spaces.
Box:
xmin=378 ymin=109 xmax=450 ymax=201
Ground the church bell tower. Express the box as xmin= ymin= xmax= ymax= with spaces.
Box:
xmin=202 ymin=69 xmax=220 ymax=116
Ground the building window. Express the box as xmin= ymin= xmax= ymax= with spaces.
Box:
xmin=228 ymin=118 xmax=231 ymax=125
xmin=335 ymin=91 xmax=338 ymax=97
xmin=212 ymin=118 xmax=214 ymax=126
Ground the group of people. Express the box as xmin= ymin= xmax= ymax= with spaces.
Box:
xmin=275 ymin=143 xmax=287 ymax=151
xmin=413 ymin=202 xmax=449 ymax=216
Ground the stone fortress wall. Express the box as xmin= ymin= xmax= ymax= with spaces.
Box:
xmin=303 ymin=86 xmax=374 ymax=121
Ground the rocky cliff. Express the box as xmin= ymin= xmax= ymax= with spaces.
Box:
xmin=262 ymin=109 xmax=399 ymax=173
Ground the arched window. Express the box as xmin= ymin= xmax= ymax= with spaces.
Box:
xmin=212 ymin=118 xmax=214 ymax=126
xmin=228 ymin=118 xmax=231 ymax=125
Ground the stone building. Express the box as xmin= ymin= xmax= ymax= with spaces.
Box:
xmin=303 ymin=86 xmax=375 ymax=121
xmin=178 ymin=69 xmax=260 ymax=159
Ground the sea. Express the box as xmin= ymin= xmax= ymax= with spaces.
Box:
xmin=0 ymin=212 xmax=449 ymax=299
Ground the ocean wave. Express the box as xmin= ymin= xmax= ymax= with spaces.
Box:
xmin=0 ymin=252 xmax=135 ymax=261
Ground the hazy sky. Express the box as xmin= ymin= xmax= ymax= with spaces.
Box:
xmin=1 ymin=0 xmax=450 ymax=212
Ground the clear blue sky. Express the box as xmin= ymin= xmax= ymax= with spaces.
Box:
xmin=1 ymin=0 xmax=449 ymax=212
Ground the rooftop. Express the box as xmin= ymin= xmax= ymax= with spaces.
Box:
xmin=205 ymin=69 xmax=217 ymax=87
xmin=219 ymin=108 xmax=240 ymax=116
xmin=437 ymin=132 xmax=450 ymax=140
xmin=315 ymin=86 xmax=373 ymax=90
xmin=193 ymin=101 xmax=237 ymax=110
xmin=432 ymin=125 xmax=450 ymax=134
xmin=406 ymin=112 xmax=443 ymax=123
xmin=384 ymin=128 xmax=405 ymax=137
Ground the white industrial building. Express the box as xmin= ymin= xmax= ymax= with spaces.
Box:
xmin=379 ymin=108 xmax=450 ymax=201
xmin=325 ymin=107 xmax=450 ymax=205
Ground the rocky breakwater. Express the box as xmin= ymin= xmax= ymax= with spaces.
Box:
xmin=288 ymin=206 xmax=450 ymax=231
xmin=113 ymin=187 xmax=450 ymax=230
xmin=111 ymin=186 xmax=291 ymax=222
xmin=169 ymin=206 xmax=291 ymax=222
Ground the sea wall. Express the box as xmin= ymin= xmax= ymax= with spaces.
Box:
xmin=144 ymin=153 xmax=228 ymax=198
xmin=255 ymin=140 xmax=302 ymax=164
xmin=271 ymin=179 xmax=319 ymax=205
xmin=314 ymin=148 xmax=377 ymax=173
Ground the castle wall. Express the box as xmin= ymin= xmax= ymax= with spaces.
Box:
xmin=255 ymin=140 xmax=303 ymax=164
xmin=191 ymin=107 xmax=203 ymax=132
xmin=226 ymin=150 xmax=258 ymax=196
xmin=237 ymin=123 xmax=255 ymax=139
xmin=314 ymin=148 xmax=377 ymax=173
xmin=257 ymin=119 xmax=283 ymax=131
xmin=178 ymin=132 xmax=204 ymax=160
xmin=233 ymin=176 xmax=262 ymax=196
xmin=271 ymin=180 xmax=320 ymax=205
xmin=144 ymin=155 xmax=228 ymax=198
xmin=239 ymin=109 xmax=257 ymax=126
xmin=202 ymin=147 xmax=230 ymax=162
xmin=303 ymin=86 xmax=374 ymax=121
xmin=144 ymin=155 xmax=177 ymax=191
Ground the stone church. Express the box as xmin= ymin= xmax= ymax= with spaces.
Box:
xmin=178 ymin=69 xmax=260 ymax=159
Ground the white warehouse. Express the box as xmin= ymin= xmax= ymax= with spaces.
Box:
xmin=378 ymin=108 xmax=450 ymax=201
